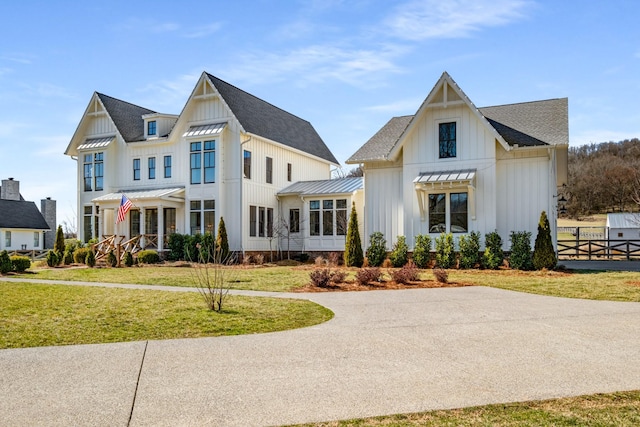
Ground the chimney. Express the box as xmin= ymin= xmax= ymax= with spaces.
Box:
xmin=41 ymin=197 xmax=57 ymax=250
xmin=1 ymin=178 xmax=20 ymax=201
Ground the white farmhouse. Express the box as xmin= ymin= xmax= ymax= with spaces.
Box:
xmin=64 ymin=72 xmax=357 ymax=255
xmin=347 ymin=72 xmax=569 ymax=250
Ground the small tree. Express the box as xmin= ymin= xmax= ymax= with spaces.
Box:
xmin=46 ymin=250 xmax=59 ymax=268
xmin=216 ymin=217 xmax=230 ymax=262
xmin=412 ymin=234 xmax=432 ymax=268
xmin=435 ymin=233 xmax=456 ymax=268
xmin=0 ymin=250 xmax=11 ymax=274
xmin=123 ymin=251 xmax=134 ymax=267
xmin=106 ymin=249 xmax=118 ymax=267
xmin=190 ymin=243 xmax=231 ymax=312
xmin=344 ymin=202 xmax=364 ymax=267
xmin=366 ymin=232 xmax=387 ymax=267
xmin=533 ymin=211 xmax=557 ymax=270
xmin=509 ymin=231 xmax=533 ymax=270
xmin=483 ymin=231 xmax=504 ymax=270
xmin=459 ymin=231 xmax=481 ymax=269
xmin=85 ymin=250 xmax=96 ymax=268
xmin=54 ymin=225 xmax=65 ymax=254
xmin=389 ymin=236 xmax=408 ymax=267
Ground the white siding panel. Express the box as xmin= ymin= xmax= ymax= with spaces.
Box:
xmin=364 ymin=166 xmax=403 ymax=250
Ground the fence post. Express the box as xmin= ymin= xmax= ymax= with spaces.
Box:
xmin=588 ymin=240 xmax=592 ymax=261
xmin=576 ymin=227 xmax=580 ymax=258
xmin=627 ymin=241 xmax=630 ymax=261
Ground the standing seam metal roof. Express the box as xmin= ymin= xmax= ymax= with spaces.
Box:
xmin=278 ymin=177 xmax=363 ymax=196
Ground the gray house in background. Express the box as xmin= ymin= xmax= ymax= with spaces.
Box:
xmin=0 ymin=178 xmax=56 ymax=251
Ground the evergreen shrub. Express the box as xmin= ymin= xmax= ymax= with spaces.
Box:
xmin=509 ymin=231 xmax=533 ymax=270
xmin=0 ymin=250 xmax=12 ymax=274
xmin=137 ymin=250 xmax=160 ymax=264
xmin=459 ymin=231 xmax=481 ymax=269
xmin=412 ymin=234 xmax=432 ymax=268
xmin=389 ymin=236 xmax=409 ymax=268
xmin=366 ymin=232 xmax=387 ymax=267
xmin=343 ymin=202 xmax=364 ymax=267
xmin=483 ymin=231 xmax=504 ymax=270
xmin=533 ymin=211 xmax=557 ymax=270
xmin=10 ymin=255 xmax=30 ymax=273
xmin=435 ymin=233 xmax=456 ymax=268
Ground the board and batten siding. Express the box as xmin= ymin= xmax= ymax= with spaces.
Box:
xmin=363 ymin=163 xmax=403 ymax=250
xmin=0 ymin=229 xmax=43 ymax=251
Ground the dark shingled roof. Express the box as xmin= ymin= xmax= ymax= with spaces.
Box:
xmin=97 ymin=93 xmax=156 ymax=142
xmin=207 ymin=73 xmax=338 ymax=165
xmin=347 ymin=98 xmax=568 ymax=163
xmin=0 ymin=200 xmax=50 ymax=230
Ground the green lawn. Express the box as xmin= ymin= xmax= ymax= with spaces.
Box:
xmin=18 ymin=265 xmax=640 ymax=302
xmin=291 ymin=390 xmax=640 ymax=426
xmin=0 ymin=281 xmax=333 ymax=349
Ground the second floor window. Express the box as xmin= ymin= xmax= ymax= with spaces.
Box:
xmin=190 ymin=141 xmax=215 ymax=184
xmin=439 ymin=122 xmax=457 ymax=159
xmin=133 ymin=158 xmax=141 ymax=181
xmin=243 ymin=150 xmax=251 ymax=179
xmin=83 ymin=152 xmax=104 ymax=191
xmin=287 ymin=163 xmax=292 ymax=182
xmin=164 ymin=155 xmax=172 ymax=178
xmin=148 ymin=157 xmax=156 ymax=180
xmin=94 ymin=153 xmax=103 ymax=191
xmin=148 ymin=120 xmax=157 ymax=136
xmin=266 ymin=157 xmax=273 ymax=184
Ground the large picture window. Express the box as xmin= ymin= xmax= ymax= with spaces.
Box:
xmin=450 ymin=192 xmax=468 ymax=233
xmin=309 ymin=199 xmax=348 ymax=237
xmin=190 ymin=200 xmax=215 ymax=235
xmin=204 ymin=141 xmax=215 ymax=183
xmin=428 ymin=192 xmax=468 ymax=233
xmin=439 ymin=122 xmax=456 ymax=158
xmin=83 ymin=152 xmax=104 ymax=191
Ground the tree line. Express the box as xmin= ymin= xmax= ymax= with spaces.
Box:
xmin=566 ymin=138 xmax=640 ymax=217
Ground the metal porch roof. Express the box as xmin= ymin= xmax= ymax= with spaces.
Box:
xmin=91 ymin=187 xmax=185 ymax=203
xmin=278 ymin=177 xmax=363 ymax=196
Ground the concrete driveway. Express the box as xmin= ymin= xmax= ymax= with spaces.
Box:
xmin=1 ymin=285 xmax=640 ymax=426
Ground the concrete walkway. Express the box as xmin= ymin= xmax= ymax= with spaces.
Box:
xmin=1 ymin=279 xmax=640 ymax=426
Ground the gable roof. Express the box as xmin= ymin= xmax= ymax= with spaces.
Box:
xmin=607 ymin=213 xmax=640 ymax=229
xmin=206 ymin=73 xmax=338 ymax=165
xmin=96 ymin=93 xmax=157 ymax=142
xmin=347 ymin=72 xmax=568 ymax=164
xmin=0 ymin=200 xmax=50 ymax=230
xmin=278 ymin=177 xmax=363 ymax=196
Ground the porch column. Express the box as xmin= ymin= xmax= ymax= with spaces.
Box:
xmin=158 ymin=205 xmax=164 ymax=252
xmin=98 ymin=206 xmax=104 ymax=238
xmin=140 ymin=207 xmax=146 ymax=249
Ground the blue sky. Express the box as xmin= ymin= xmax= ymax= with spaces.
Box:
xmin=1 ymin=0 xmax=639 ymax=228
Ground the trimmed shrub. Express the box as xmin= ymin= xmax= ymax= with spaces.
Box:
xmin=392 ymin=261 xmax=419 ymax=284
xmin=344 ymin=202 xmax=364 ymax=267
xmin=183 ymin=234 xmax=202 ymax=262
xmin=533 ymin=211 xmax=557 ymax=270
xmin=85 ymin=250 xmax=96 ymax=268
xmin=216 ymin=217 xmax=230 ymax=263
xmin=123 ymin=251 xmax=134 ymax=267
xmin=0 ymin=250 xmax=12 ymax=274
xmin=62 ymin=249 xmax=74 ymax=265
xmin=137 ymin=250 xmax=160 ymax=264
xmin=331 ymin=270 xmax=346 ymax=284
xmin=74 ymin=247 xmax=90 ymax=264
xmin=10 ymin=255 xmax=31 ymax=273
xmin=106 ymin=250 xmax=118 ymax=267
xmin=55 ymin=225 xmax=65 ymax=254
xmin=483 ymin=231 xmax=504 ymax=270
xmin=435 ymin=233 xmax=456 ymax=269
xmin=412 ymin=234 xmax=432 ymax=268
xmin=167 ymin=233 xmax=186 ymax=261
xmin=355 ymin=267 xmax=381 ymax=286
xmin=366 ymin=232 xmax=387 ymax=267
xmin=309 ymin=268 xmax=332 ymax=288
xmin=509 ymin=231 xmax=533 ymax=270
xmin=459 ymin=231 xmax=481 ymax=269
xmin=389 ymin=236 xmax=409 ymax=268
xmin=46 ymin=250 xmax=59 ymax=268
xmin=64 ymin=239 xmax=82 ymax=253
xmin=433 ymin=267 xmax=449 ymax=284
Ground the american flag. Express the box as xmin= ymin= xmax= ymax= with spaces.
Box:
xmin=116 ymin=194 xmax=132 ymax=224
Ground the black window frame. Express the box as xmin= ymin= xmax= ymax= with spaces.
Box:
xmin=287 ymin=163 xmax=292 ymax=182
xmin=148 ymin=157 xmax=156 ymax=180
xmin=164 ymin=155 xmax=172 ymax=178
xmin=289 ymin=209 xmax=300 ymax=233
xmin=133 ymin=158 xmax=141 ymax=181
xmin=266 ymin=157 xmax=273 ymax=184
xmin=243 ymin=150 xmax=252 ymax=179
xmin=94 ymin=152 xmax=103 ymax=191
xmin=439 ymin=122 xmax=457 ymax=159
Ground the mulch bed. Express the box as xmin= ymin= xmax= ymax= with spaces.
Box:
xmin=294 ymin=280 xmax=473 ymax=292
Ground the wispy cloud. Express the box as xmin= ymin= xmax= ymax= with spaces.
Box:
xmin=20 ymin=82 xmax=77 ymax=99
xmin=0 ymin=121 xmax=28 ymax=138
xmin=137 ymin=71 xmax=201 ymax=110
xmin=385 ymin=0 xmax=532 ymax=41
xmin=182 ymin=22 xmax=222 ymax=38
xmin=364 ymin=98 xmax=422 ymax=114
xmin=0 ymin=54 xmax=33 ymax=64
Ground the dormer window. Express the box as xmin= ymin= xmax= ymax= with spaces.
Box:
xmin=147 ymin=120 xmax=157 ymax=136
xmin=439 ymin=122 xmax=456 ymax=158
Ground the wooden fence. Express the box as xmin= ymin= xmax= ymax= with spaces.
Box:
xmin=557 ymin=238 xmax=640 ymax=260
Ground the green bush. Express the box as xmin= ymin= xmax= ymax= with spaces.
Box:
xmin=389 ymin=236 xmax=408 ymax=268
xmin=46 ymin=250 xmax=59 ymax=268
xmin=483 ymin=231 xmax=504 ymax=270
xmin=74 ymin=247 xmax=90 ymax=264
xmin=167 ymin=233 xmax=186 ymax=261
xmin=435 ymin=233 xmax=456 ymax=268
xmin=459 ymin=231 xmax=481 ymax=269
xmin=85 ymin=250 xmax=96 ymax=268
xmin=11 ymin=256 xmax=31 ymax=273
xmin=0 ymin=250 xmax=12 ymax=274
xmin=137 ymin=250 xmax=160 ymax=264
xmin=106 ymin=250 xmax=118 ymax=267
xmin=533 ymin=211 xmax=557 ymax=270
xmin=123 ymin=251 xmax=134 ymax=267
xmin=343 ymin=202 xmax=364 ymax=267
xmin=366 ymin=232 xmax=387 ymax=267
xmin=62 ymin=249 xmax=74 ymax=265
xmin=509 ymin=231 xmax=533 ymax=270
xmin=412 ymin=234 xmax=432 ymax=268
xmin=64 ymin=239 xmax=82 ymax=253
xmin=183 ymin=234 xmax=202 ymax=262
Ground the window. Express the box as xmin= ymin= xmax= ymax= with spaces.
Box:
xmin=204 ymin=141 xmax=215 ymax=183
xmin=310 ymin=200 xmax=320 ymax=236
xmin=289 ymin=209 xmax=300 ymax=233
xmin=249 ymin=206 xmax=257 ymax=237
xmin=287 ymin=163 xmax=292 ymax=182
xmin=5 ymin=231 xmax=11 ymax=247
xmin=243 ymin=150 xmax=251 ymax=179
xmin=145 ymin=209 xmax=158 ymax=236
xmin=34 ymin=232 xmax=39 ymax=247
xmin=190 ymin=142 xmax=201 ymax=184
xmin=148 ymin=157 xmax=156 ymax=180
xmin=204 ymin=199 xmax=215 ymax=233
xmin=148 ymin=120 xmax=157 ymax=136
xmin=322 ymin=200 xmax=334 ymax=236
xmin=266 ymin=157 xmax=273 ymax=184
xmin=439 ymin=122 xmax=456 ymax=158
xmin=164 ymin=208 xmax=176 ymax=235
xmin=190 ymin=200 xmax=201 ymax=235
xmin=94 ymin=152 xmax=103 ymax=191
xmin=267 ymin=208 xmax=273 ymax=237
xmin=428 ymin=192 xmax=468 ymax=233
xmin=83 ymin=154 xmax=92 ymax=191
xmin=83 ymin=206 xmax=93 ymax=243
xmin=336 ymin=199 xmax=347 ymax=235
xmin=133 ymin=158 xmax=141 ymax=181
xmin=259 ymin=207 xmax=265 ymax=237
xmin=130 ymin=209 xmax=140 ymax=237
xmin=164 ymin=155 xmax=172 ymax=178
xmin=190 ymin=200 xmax=215 ymax=234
